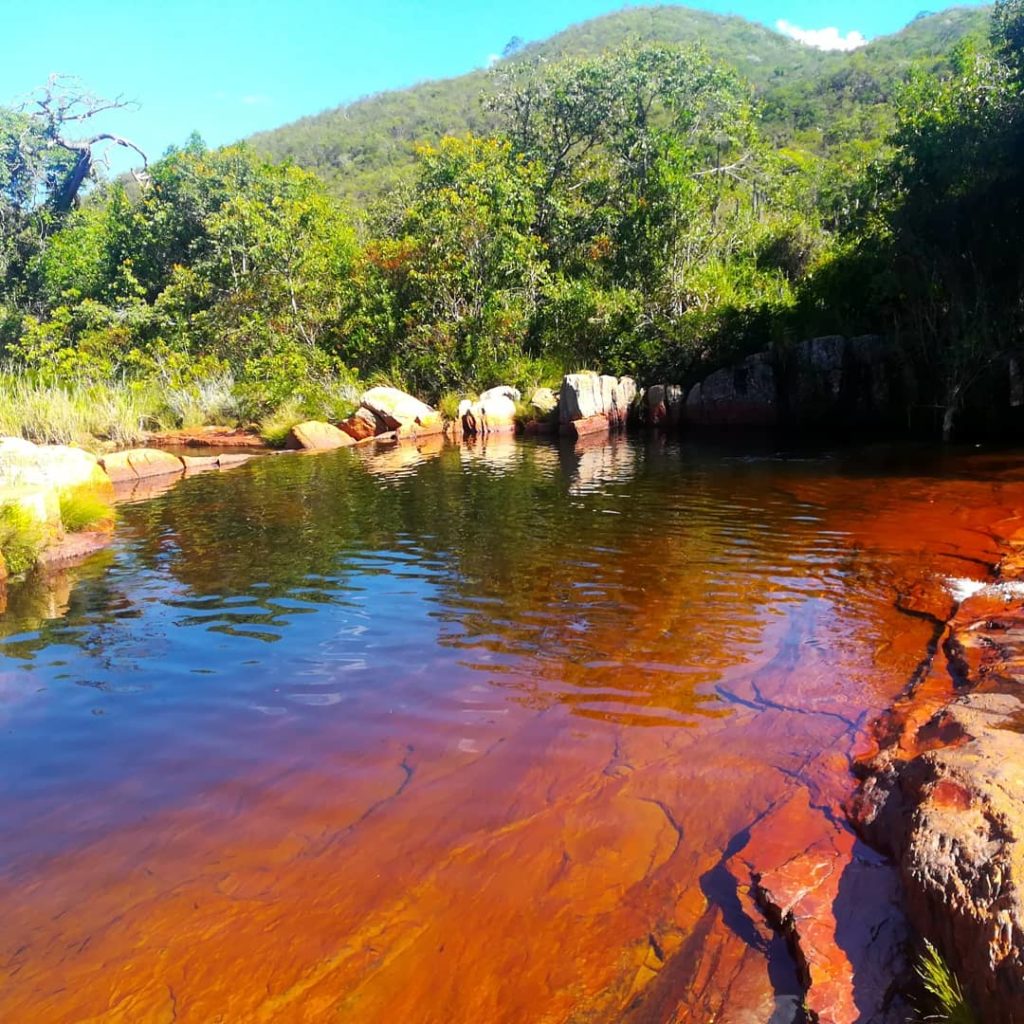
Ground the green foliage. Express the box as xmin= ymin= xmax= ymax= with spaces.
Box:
xmin=0 ymin=5 xmax=1018 ymax=444
xmin=0 ymin=503 xmax=44 ymax=577
xmin=58 ymin=488 xmax=114 ymax=533
xmin=246 ymin=7 xmax=989 ymax=205
xmin=915 ymin=941 xmax=977 ymax=1024
xmin=437 ymin=391 xmax=463 ymax=422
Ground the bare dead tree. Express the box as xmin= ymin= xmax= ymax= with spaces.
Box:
xmin=25 ymin=75 xmax=148 ymax=212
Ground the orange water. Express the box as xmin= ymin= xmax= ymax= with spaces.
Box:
xmin=0 ymin=437 xmax=1019 ymax=1022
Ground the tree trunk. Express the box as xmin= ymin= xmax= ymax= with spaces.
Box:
xmin=52 ymin=150 xmax=92 ymax=213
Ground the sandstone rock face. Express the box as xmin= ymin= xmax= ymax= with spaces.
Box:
xmin=852 ymin=548 xmax=1024 ymax=1024
xmin=339 ymin=406 xmax=385 ymax=441
xmin=559 ymin=373 xmax=636 ymax=434
xmin=460 ymin=391 xmax=518 ymax=436
xmin=100 ymin=448 xmax=185 ymax=483
xmin=359 ymin=387 xmax=442 ymax=435
xmin=684 ymin=335 xmax=906 ymax=430
xmin=287 ymin=421 xmax=356 ymax=452
xmin=687 ymin=352 xmax=777 ymax=427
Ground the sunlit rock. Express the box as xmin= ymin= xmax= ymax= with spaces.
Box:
xmin=461 ymin=389 xmax=518 ymax=435
xmin=359 ymin=387 xmax=443 ymax=435
xmin=287 ymin=421 xmax=356 ymax=451
xmin=339 ymin=406 xmax=386 ymax=441
xmin=0 ymin=437 xmax=109 ymax=491
xmin=558 ymin=373 xmax=636 ymax=435
xmin=100 ymin=448 xmax=185 ymax=483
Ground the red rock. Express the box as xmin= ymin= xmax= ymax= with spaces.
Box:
xmin=728 ymin=789 xmax=909 ymax=1024
xmin=287 ymin=421 xmax=356 ymax=452
xmin=338 ymin=407 xmax=384 ymax=441
xmin=561 ymin=414 xmax=610 ymax=438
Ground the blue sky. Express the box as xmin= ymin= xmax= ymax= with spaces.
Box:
xmin=4 ymin=0 xmax=989 ymax=171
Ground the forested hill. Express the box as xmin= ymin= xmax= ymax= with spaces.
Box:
xmin=248 ymin=4 xmax=991 ymax=203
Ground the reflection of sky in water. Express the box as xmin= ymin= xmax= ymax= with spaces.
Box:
xmin=0 ymin=437 xmax=1006 ymax=867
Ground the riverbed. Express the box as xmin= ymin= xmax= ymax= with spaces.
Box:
xmin=1 ymin=435 xmax=1020 ymax=1022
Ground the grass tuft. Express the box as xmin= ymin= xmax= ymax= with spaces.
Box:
xmin=916 ymin=941 xmax=977 ymax=1024
xmin=0 ymin=503 xmax=45 ymax=577
xmin=59 ymin=488 xmax=115 ymax=533
xmin=259 ymin=399 xmax=305 ymax=448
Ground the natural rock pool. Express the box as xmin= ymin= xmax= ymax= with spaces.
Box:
xmin=1 ymin=435 xmax=1021 ymax=1022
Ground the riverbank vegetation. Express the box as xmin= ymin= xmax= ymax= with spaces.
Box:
xmin=0 ymin=2 xmax=1022 ymax=442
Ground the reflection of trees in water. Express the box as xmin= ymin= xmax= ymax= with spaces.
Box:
xmin=0 ymin=438 xmax=899 ymax=724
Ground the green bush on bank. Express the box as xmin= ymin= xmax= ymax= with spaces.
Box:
xmin=0 ymin=503 xmax=45 ymax=577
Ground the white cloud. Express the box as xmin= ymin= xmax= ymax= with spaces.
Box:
xmin=775 ymin=19 xmax=868 ymax=51
xmin=241 ymin=94 xmax=271 ymax=106
xmin=486 ymin=53 xmax=501 ymax=68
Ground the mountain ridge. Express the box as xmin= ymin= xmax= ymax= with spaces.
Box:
xmin=247 ymin=3 xmax=991 ymax=203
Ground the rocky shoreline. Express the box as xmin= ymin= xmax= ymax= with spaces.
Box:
xmin=850 ymin=527 xmax=1024 ymax=1022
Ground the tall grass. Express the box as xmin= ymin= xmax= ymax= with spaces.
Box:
xmin=157 ymin=372 xmax=240 ymax=430
xmin=0 ymin=374 xmax=156 ymax=448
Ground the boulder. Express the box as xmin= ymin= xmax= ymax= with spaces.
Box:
xmin=286 ymin=421 xmax=356 ymax=452
xmin=0 ymin=437 xmax=109 ymax=491
xmin=461 ymin=392 xmax=518 ymax=436
xmin=686 ymin=353 xmax=777 ymax=427
xmin=479 ymin=385 xmax=521 ymax=404
xmin=338 ymin=406 xmax=386 ymax=441
xmin=100 ymin=448 xmax=185 ymax=483
xmin=359 ymin=387 xmax=442 ymax=435
xmin=558 ymin=373 xmax=637 ymax=435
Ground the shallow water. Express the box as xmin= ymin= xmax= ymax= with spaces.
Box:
xmin=1 ymin=435 xmax=1021 ymax=1022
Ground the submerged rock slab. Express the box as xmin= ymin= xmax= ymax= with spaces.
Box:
xmin=729 ymin=789 xmax=909 ymax=1024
